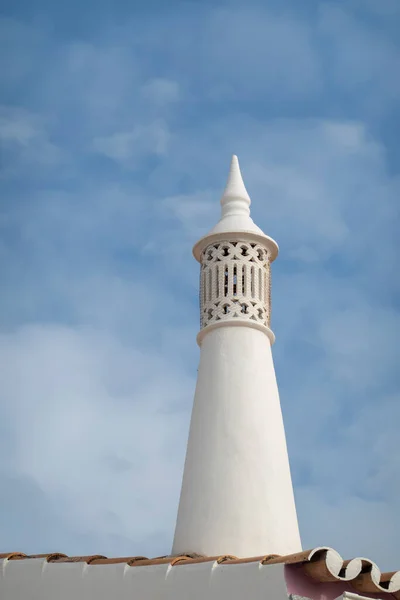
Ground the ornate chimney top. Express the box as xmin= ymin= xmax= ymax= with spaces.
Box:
xmin=193 ymin=155 xmax=278 ymax=261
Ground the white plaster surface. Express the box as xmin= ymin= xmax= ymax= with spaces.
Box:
xmin=0 ymin=558 xmax=290 ymax=600
xmin=172 ymin=325 xmax=301 ymax=557
xmin=173 ymin=155 xmax=301 ymax=557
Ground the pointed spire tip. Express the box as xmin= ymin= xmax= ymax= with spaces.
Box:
xmin=230 ymin=154 xmax=239 ymax=170
xmin=221 ymin=154 xmax=251 ymax=212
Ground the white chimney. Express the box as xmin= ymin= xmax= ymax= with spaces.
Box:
xmin=172 ymin=156 xmax=301 ymax=558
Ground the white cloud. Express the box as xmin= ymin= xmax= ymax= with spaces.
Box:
xmin=0 ymin=323 xmax=193 ymax=555
xmin=62 ymin=41 xmax=139 ymax=122
xmin=0 ymin=107 xmax=38 ymax=145
xmin=321 ymin=121 xmax=368 ymax=151
xmin=92 ymin=120 xmax=170 ymax=164
xmin=161 ymin=191 xmax=217 ymax=236
xmin=0 ymin=106 xmax=64 ymax=175
xmin=140 ymin=78 xmax=180 ymax=104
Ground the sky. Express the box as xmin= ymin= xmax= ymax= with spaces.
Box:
xmin=1 ymin=0 xmax=400 ymax=571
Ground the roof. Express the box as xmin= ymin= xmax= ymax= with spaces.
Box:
xmin=1 ymin=547 xmax=399 ymax=599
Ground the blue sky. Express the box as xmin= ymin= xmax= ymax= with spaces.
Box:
xmin=1 ymin=0 xmax=400 ymax=570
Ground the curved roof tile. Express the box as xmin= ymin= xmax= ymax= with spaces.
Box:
xmin=1 ymin=547 xmax=398 ymax=596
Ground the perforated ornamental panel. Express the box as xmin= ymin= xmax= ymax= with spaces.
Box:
xmin=199 ymin=241 xmax=271 ymax=330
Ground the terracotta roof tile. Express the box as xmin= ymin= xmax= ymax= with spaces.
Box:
xmin=89 ymin=556 xmax=148 ymax=565
xmin=31 ymin=553 xmax=67 ymax=561
xmin=50 ymin=555 xmax=107 ymax=564
xmin=0 ymin=547 xmax=398 ymax=596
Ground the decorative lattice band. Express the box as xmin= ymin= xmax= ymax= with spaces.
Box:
xmin=199 ymin=241 xmax=271 ymax=330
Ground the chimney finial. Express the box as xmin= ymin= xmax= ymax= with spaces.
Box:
xmin=220 ymin=155 xmax=251 ymax=218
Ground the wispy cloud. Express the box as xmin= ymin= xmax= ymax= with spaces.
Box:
xmin=0 ymin=323 xmax=193 ymax=555
xmin=92 ymin=120 xmax=170 ymax=164
xmin=0 ymin=106 xmax=64 ymax=177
